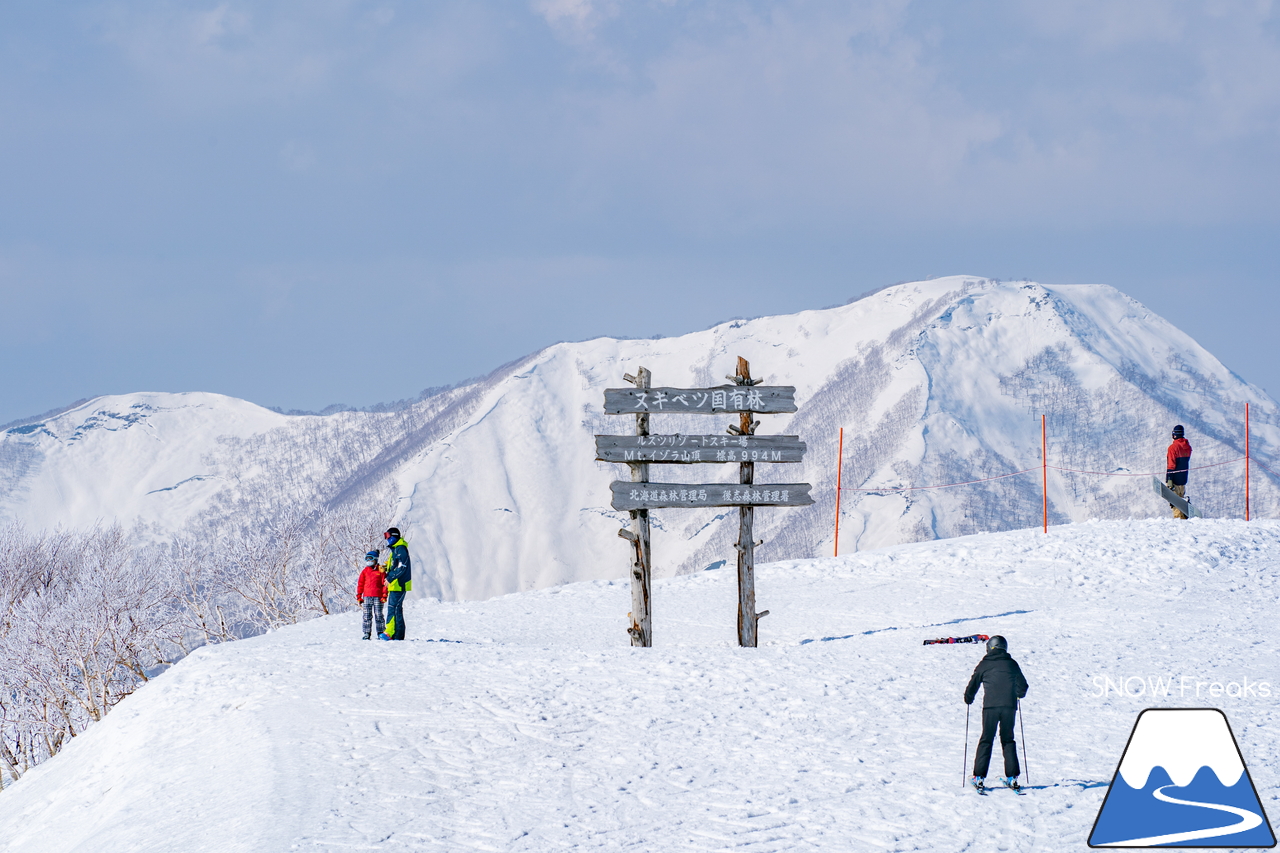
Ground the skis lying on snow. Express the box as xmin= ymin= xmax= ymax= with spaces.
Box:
xmin=1151 ymin=477 xmax=1203 ymax=518
xmin=924 ymin=634 xmax=989 ymax=646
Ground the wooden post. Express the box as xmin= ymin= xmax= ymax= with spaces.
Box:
xmin=834 ymin=427 xmax=844 ymax=557
xmin=626 ymin=367 xmax=653 ymax=647
xmin=1041 ymin=415 xmax=1048 ymax=534
xmin=733 ymin=356 xmax=764 ymax=648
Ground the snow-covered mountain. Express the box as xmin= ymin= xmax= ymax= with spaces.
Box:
xmin=2 ymin=520 xmax=1278 ymax=851
xmin=3 ymin=277 xmax=1279 ymax=601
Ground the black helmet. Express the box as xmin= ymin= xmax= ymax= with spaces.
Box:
xmin=986 ymin=635 xmax=1007 ymax=652
xmin=1172 ymin=424 xmax=1185 ymax=438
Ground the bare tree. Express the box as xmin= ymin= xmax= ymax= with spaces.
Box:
xmin=0 ymin=493 xmax=390 ymax=787
xmin=0 ymin=525 xmax=181 ymax=785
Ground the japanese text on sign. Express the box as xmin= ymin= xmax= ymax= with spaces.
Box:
xmin=594 ymin=434 xmax=806 ymax=464
xmin=609 ymin=481 xmax=815 ymax=511
xmin=603 ymin=386 xmax=797 ymax=415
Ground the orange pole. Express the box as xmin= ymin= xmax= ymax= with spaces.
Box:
xmin=834 ymin=427 xmax=844 ymax=557
xmin=1246 ymin=403 xmax=1251 ymax=521
xmin=1042 ymin=415 xmax=1048 ymax=534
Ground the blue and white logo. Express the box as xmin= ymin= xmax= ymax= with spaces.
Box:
xmin=1089 ymin=708 xmax=1275 ymax=847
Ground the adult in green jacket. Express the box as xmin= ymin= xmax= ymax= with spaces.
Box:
xmin=380 ymin=528 xmax=411 ymax=640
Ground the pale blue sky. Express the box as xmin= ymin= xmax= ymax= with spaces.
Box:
xmin=2 ymin=1 xmax=1278 ymax=425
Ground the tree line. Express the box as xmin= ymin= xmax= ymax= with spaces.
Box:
xmin=0 ymin=504 xmax=385 ymax=789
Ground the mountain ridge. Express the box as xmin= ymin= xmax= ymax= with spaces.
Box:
xmin=4 ymin=276 xmax=1279 ymax=601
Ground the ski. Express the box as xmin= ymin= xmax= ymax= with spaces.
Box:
xmin=970 ymin=777 xmax=987 ymax=795
xmin=925 ymin=634 xmax=990 ymax=646
xmin=1000 ymin=777 xmax=1024 ymax=795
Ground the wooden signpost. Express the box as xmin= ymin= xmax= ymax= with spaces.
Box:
xmin=618 ymin=367 xmax=653 ymax=648
xmin=598 ymin=357 xmax=813 ymax=648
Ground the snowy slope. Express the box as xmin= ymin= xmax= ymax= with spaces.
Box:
xmin=4 ymin=277 xmax=1280 ymax=602
xmin=382 ymin=277 xmax=1280 ymax=598
xmin=0 ymin=379 xmax=502 ymax=538
xmin=1 ymin=519 xmax=1277 ymax=852
xmin=0 ymin=392 xmax=289 ymax=532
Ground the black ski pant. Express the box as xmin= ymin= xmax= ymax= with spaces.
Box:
xmin=973 ymin=706 xmax=1020 ymax=778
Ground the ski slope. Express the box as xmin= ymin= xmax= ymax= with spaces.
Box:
xmin=2 ymin=520 xmax=1278 ymax=852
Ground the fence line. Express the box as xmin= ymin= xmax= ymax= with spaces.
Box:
xmin=843 ymin=468 xmax=1038 ymax=493
xmin=1254 ymin=456 xmax=1280 ymax=482
xmin=832 ymin=405 xmax=1271 ymax=546
xmin=841 ymin=458 xmax=1249 ymax=493
xmin=1046 ymin=457 xmax=1246 ymax=478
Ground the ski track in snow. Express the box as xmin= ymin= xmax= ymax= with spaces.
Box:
xmin=2 ymin=520 xmax=1279 ymax=851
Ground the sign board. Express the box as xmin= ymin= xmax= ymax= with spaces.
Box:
xmin=603 ymin=386 xmax=797 ymax=415
xmin=595 ymin=434 xmax=806 ymax=464
xmin=610 ymin=481 xmax=814 ymax=511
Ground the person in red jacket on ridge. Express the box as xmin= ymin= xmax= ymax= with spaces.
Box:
xmin=356 ymin=550 xmax=388 ymax=640
xmin=1166 ymin=424 xmax=1193 ymax=520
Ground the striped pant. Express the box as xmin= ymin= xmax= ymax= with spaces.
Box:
xmin=362 ymin=597 xmax=386 ymax=639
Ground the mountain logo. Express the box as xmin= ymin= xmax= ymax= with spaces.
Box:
xmin=1089 ymin=708 xmax=1276 ymax=848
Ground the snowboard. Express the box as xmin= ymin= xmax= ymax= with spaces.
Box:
xmin=1152 ymin=478 xmax=1202 ymax=519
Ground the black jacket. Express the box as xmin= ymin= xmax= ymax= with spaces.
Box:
xmin=964 ymin=649 xmax=1029 ymax=708
xmin=385 ymin=538 xmax=412 ymax=592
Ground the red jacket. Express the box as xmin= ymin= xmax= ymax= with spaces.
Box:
xmin=1167 ymin=437 xmax=1192 ymax=486
xmin=357 ymin=566 xmax=388 ymax=599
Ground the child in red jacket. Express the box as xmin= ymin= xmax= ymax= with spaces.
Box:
xmin=356 ymin=550 xmax=388 ymax=640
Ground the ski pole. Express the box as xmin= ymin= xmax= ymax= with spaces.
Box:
xmin=1018 ymin=699 xmax=1029 ymax=786
xmin=963 ymin=704 xmax=970 ymax=787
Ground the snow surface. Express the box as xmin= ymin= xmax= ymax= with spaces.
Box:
xmin=2 ymin=519 xmax=1278 ymax=852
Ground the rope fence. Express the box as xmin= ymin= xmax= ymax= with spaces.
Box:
xmin=843 ymin=469 xmax=1039 ymax=493
xmin=843 ymin=458 xmax=1246 ymax=493
xmin=832 ymin=404 xmax=1275 ymax=554
xmin=1045 ymin=457 xmax=1246 ymax=478
xmin=1255 ymin=456 xmax=1280 ymax=481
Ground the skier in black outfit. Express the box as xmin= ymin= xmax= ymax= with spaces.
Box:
xmin=964 ymin=635 xmax=1029 ymax=791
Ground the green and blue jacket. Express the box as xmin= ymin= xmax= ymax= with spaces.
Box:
xmin=384 ymin=538 xmax=412 ymax=592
